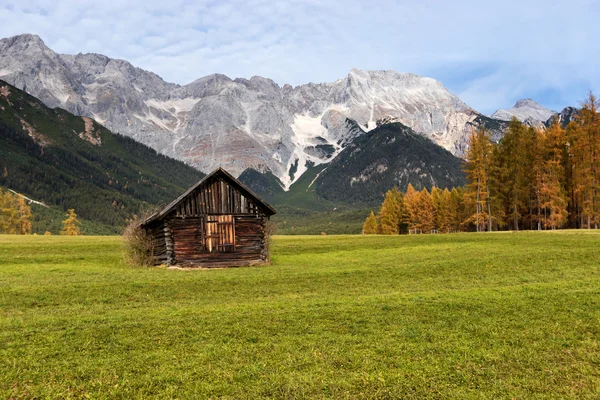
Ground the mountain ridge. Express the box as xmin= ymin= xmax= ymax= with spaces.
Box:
xmin=0 ymin=33 xmax=508 ymax=187
xmin=0 ymin=79 xmax=204 ymax=233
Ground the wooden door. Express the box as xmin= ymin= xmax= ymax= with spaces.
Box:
xmin=205 ymin=215 xmax=235 ymax=252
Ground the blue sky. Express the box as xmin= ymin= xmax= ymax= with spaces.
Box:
xmin=0 ymin=0 xmax=598 ymax=114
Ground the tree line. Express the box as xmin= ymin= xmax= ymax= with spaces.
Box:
xmin=0 ymin=188 xmax=82 ymax=235
xmin=364 ymin=93 xmax=600 ymax=233
xmin=363 ymin=184 xmax=467 ymax=234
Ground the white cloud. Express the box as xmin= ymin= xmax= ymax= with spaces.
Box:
xmin=0 ymin=0 xmax=598 ymax=114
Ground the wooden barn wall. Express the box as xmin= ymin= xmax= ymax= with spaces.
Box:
xmin=174 ymin=176 xmax=266 ymax=218
xmin=169 ymin=215 xmax=266 ymax=267
xmin=146 ymin=221 xmax=168 ymax=265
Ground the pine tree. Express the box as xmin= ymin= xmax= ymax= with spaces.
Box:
xmin=61 ymin=209 xmax=82 ymax=236
xmin=377 ymin=187 xmax=403 ymax=234
xmin=363 ymin=211 xmax=378 ymax=234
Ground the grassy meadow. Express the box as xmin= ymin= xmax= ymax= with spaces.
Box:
xmin=1 ymin=232 xmax=599 ymax=398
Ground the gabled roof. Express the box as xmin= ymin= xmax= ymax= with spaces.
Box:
xmin=141 ymin=167 xmax=276 ymax=226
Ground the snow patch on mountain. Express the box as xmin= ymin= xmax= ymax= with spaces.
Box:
xmin=283 ymin=112 xmax=342 ymax=189
xmin=290 ymin=113 xmax=326 ymax=145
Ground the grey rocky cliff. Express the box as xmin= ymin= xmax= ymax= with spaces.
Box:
xmin=1 ymin=34 xmax=504 ymax=188
xmin=492 ymin=98 xmax=556 ymax=124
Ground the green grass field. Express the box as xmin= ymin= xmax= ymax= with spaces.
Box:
xmin=1 ymin=232 xmax=599 ymax=399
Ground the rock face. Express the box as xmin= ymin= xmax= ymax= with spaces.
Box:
xmin=0 ymin=33 xmax=505 ymax=187
xmin=492 ymin=99 xmax=556 ymax=124
xmin=544 ymin=106 xmax=579 ymax=128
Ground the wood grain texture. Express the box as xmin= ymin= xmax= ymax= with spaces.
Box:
xmin=144 ymin=174 xmax=271 ymax=268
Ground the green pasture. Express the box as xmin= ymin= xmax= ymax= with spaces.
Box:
xmin=1 ymin=232 xmax=599 ymax=398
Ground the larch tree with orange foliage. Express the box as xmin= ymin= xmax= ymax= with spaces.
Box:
xmin=571 ymin=93 xmax=600 ymax=228
xmin=416 ymin=188 xmax=436 ymax=233
xmin=403 ymin=184 xmax=420 ymax=232
xmin=540 ymin=120 xmax=569 ymax=229
xmin=363 ymin=211 xmax=378 ymax=234
xmin=0 ymin=189 xmax=32 ymax=234
xmin=377 ymin=187 xmax=404 ymax=234
xmin=61 ymin=209 xmax=82 ymax=236
xmin=17 ymin=196 xmax=32 ymax=235
xmin=464 ymin=127 xmax=494 ymax=231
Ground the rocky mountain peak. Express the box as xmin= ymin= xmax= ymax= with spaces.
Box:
xmin=0 ymin=34 xmax=54 ymax=64
xmin=492 ymin=98 xmax=555 ymax=123
xmin=544 ymin=106 xmax=579 ymax=128
xmin=514 ymin=98 xmax=544 ymax=109
xmin=1 ymin=33 xmax=47 ymax=49
xmin=0 ymin=33 xmax=509 ymax=188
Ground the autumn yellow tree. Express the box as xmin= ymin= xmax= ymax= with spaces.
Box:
xmin=531 ymin=128 xmax=547 ymax=230
xmin=0 ymin=190 xmax=20 ymax=234
xmin=403 ymin=184 xmax=420 ymax=232
xmin=570 ymin=93 xmax=600 ymax=228
xmin=464 ymin=127 xmax=494 ymax=231
xmin=415 ymin=188 xmax=436 ymax=233
xmin=437 ymin=188 xmax=455 ymax=233
xmin=495 ymin=119 xmax=536 ymax=230
xmin=377 ymin=187 xmax=404 ymax=234
xmin=431 ymin=187 xmax=444 ymax=231
xmin=540 ymin=120 xmax=569 ymax=229
xmin=362 ymin=91 xmax=600 ymax=233
xmin=17 ymin=196 xmax=32 ymax=234
xmin=363 ymin=211 xmax=378 ymax=234
xmin=61 ymin=209 xmax=82 ymax=236
xmin=450 ymin=187 xmax=465 ymax=231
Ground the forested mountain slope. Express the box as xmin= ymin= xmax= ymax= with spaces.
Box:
xmin=314 ymin=122 xmax=466 ymax=205
xmin=0 ymin=80 xmax=204 ymax=233
xmin=237 ymin=122 xmax=466 ymax=234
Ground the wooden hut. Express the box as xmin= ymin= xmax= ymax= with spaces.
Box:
xmin=141 ymin=168 xmax=276 ymax=268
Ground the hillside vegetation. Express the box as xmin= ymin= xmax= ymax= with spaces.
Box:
xmin=0 ymin=80 xmax=204 ymax=234
xmin=239 ymin=122 xmax=466 ymax=234
xmin=1 ymin=232 xmax=599 ymax=398
xmin=315 ymin=122 xmax=466 ymax=205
